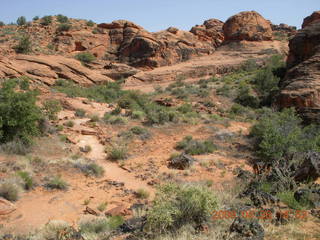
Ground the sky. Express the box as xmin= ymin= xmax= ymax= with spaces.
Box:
xmin=0 ymin=0 xmax=319 ymax=31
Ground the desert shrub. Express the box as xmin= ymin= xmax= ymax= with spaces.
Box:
xmin=241 ymin=58 xmax=259 ymax=72
xmin=177 ymin=103 xmax=193 ymax=114
xmin=79 ymin=216 xmax=110 ymax=235
xmin=176 ymin=136 xmax=217 ymax=155
xmin=33 ymin=16 xmax=39 ymax=21
xmin=130 ymin=126 xmax=150 ymax=137
xmin=16 ymin=16 xmax=27 ymax=26
xmin=0 ymin=79 xmax=41 ymax=145
xmin=57 ymin=23 xmax=71 ymax=32
xmin=250 ymin=108 xmax=320 ymax=164
xmin=75 ymin=52 xmax=96 ymax=64
xmin=75 ymin=108 xmax=86 ymax=118
xmin=97 ymin=202 xmax=107 ymax=212
xmin=0 ymin=180 xmax=21 ymax=201
xmin=216 ymin=84 xmax=231 ymax=97
xmin=108 ymin=215 xmax=124 ymax=229
xmin=86 ymin=20 xmax=95 ymax=27
xmin=33 ymin=220 xmax=75 ymax=240
xmin=104 ymin=114 xmax=127 ymax=125
xmin=88 ymin=115 xmax=99 ymax=123
xmin=131 ymin=110 xmax=145 ymax=120
xmin=13 ymin=35 xmax=32 ymax=53
xmin=56 ymin=14 xmax=68 ymax=23
xmin=136 ymin=188 xmax=150 ymax=199
xmin=42 ymin=99 xmax=62 ymax=120
xmin=0 ymin=21 xmax=5 ymax=27
xmin=145 ymin=107 xmax=179 ymax=125
xmin=17 ymin=171 xmax=34 ymax=190
xmin=108 ymin=146 xmax=128 ymax=161
xmin=0 ymin=140 xmax=31 ymax=155
xmin=41 ymin=15 xmax=52 ymax=26
xmin=65 ymin=120 xmax=74 ymax=127
xmin=45 ymin=176 xmax=68 ymax=190
xmin=111 ymin=106 xmax=121 ymax=115
xmin=235 ymin=82 xmax=260 ymax=108
xmin=146 ymin=183 xmax=217 ymax=233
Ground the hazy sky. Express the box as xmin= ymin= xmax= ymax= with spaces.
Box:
xmin=1 ymin=0 xmax=318 ymax=31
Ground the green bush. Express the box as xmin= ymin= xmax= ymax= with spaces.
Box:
xmin=42 ymin=99 xmax=62 ymax=120
xmin=136 ymin=188 xmax=150 ymax=199
xmin=176 ymin=136 xmax=217 ymax=155
xmin=108 ymin=146 xmax=128 ymax=161
xmin=75 ymin=52 xmax=96 ymax=64
xmin=0 ymin=180 xmax=21 ymax=201
xmin=79 ymin=216 xmax=110 ymax=234
xmin=45 ymin=176 xmax=68 ymax=190
xmin=65 ymin=120 xmax=74 ymax=127
xmin=17 ymin=171 xmax=34 ymax=190
xmin=250 ymin=108 xmax=320 ymax=163
xmin=56 ymin=14 xmax=68 ymax=23
xmin=0 ymin=21 xmax=5 ymax=27
xmin=13 ymin=35 xmax=32 ymax=53
xmin=57 ymin=23 xmax=72 ymax=32
xmin=41 ymin=16 xmax=52 ymax=26
xmin=146 ymin=183 xmax=217 ymax=233
xmin=33 ymin=16 xmax=39 ymax=21
xmin=16 ymin=16 xmax=27 ymax=26
xmin=0 ymin=79 xmax=41 ymax=145
xmin=235 ymin=82 xmax=260 ymax=108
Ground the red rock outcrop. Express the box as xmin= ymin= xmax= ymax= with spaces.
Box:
xmin=302 ymin=11 xmax=320 ymax=28
xmin=0 ymin=55 xmax=112 ymax=86
xmin=223 ymin=11 xmax=273 ymax=41
xmin=277 ymin=20 xmax=320 ymax=122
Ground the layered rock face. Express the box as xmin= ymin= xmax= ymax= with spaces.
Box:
xmin=223 ymin=11 xmax=273 ymax=41
xmin=54 ymin=19 xmax=224 ymax=69
xmin=277 ymin=16 xmax=320 ymax=122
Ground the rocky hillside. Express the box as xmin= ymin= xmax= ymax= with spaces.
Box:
xmin=0 ymin=11 xmax=294 ymax=86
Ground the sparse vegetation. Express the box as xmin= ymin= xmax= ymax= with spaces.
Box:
xmin=41 ymin=15 xmax=53 ymax=26
xmin=176 ymin=136 xmax=217 ymax=155
xmin=17 ymin=171 xmax=34 ymax=190
xmin=86 ymin=20 xmax=95 ymax=27
xmin=13 ymin=35 xmax=32 ymax=53
xmin=57 ymin=23 xmax=72 ymax=32
xmin=56 ymin=14 xmax=69 ymax=23
xmin=97 ymin=202 xmax=107 ymax=212
xmin=42 ymin=99 xmax=62 ymax=120
xmin=45 ymin=176 xmax=68 ymax=190
xmin=108 ymin=146 xmax=128 ymax=161
xmin=16 ymin=16 xmax=27 ymax=26
xmin=75 ymin=52 xmax=96 ymax=64
xmin=146 ymin=183 xmax=217 ymax=233
xmin=136 ymin=188 xmax=150 ymax=199
xmin=75 ymin=108 xmax=86 ymax=118
xmin=0 ymin=180 xmax=21 ymax=201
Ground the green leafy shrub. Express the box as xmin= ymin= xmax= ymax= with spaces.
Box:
xmin=57 ymin=23 xmax=71 ymax=32
xmin=176 ymin=136 xmax=217 ymax=155
xmin=0 ymin=180 xmax=21 ymax=201
xmin=16 ymin=16 xmax=27 ymax=26
xmin=42 ymin=99 xmax=62 ymax=120
xmin=108 ymin=146 xmax=128 ymax=161
xmin=17 ymin=171 xmax=34 ymax=190
xmin=75 ymin=52 xmax=96 ymax=64
xmin=45 ymin=176 xmax=68 ymax=190
xmin=250 ymin=108 xmax=320 ymax=163
xmin=41 ymin=16 xmax=52 ymax=26
xmin=13 ymin=35 xmax=32 ymax=53
xmin=0 ymin=79 xmax=41 ymax=145
xmin=146 ymin=183 xmax=217 ymax=233
xmin=56 ymin=14 xmax=68 ymax=23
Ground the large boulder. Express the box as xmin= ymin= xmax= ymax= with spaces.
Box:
xmin=302 ymin=11 xmax=320 ymax=28
xmin=0 ymin=197 xmax=16 ymax=215
xmin=277 ymin=20 xmax=320 ymax=122
xmin=229 ymin=217 xmax=264 ymax=240
xmin=294 ymin=151 xmax=320 ymax=182
xmin=223 ymin=11 xmax=273 ymax=41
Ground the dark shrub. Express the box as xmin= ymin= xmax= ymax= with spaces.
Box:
xmin=176 ymin=136 xmax=217 ymax=155
xmin=41 ymin=16 xmax=52 ymax=26
xmin=13 ymin=35 xmax=32 ymax=53
xmin=56 ymin=14 xmax=68 ymax=23
xmin=16 ymin=16 xmax=27 ymax=26
xmin=57 ymin=23 xmax=72 ymax=32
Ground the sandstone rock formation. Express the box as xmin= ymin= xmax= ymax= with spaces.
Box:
xmin=277 ymin=19 xmax=320 ymax=122
xmin=223 ymin=11 xmax=273 ymax=41
xmin=302 ymin=11 xmax=320 ymax=28
xmin=0 ymin=55 xmax=112 ymax=85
